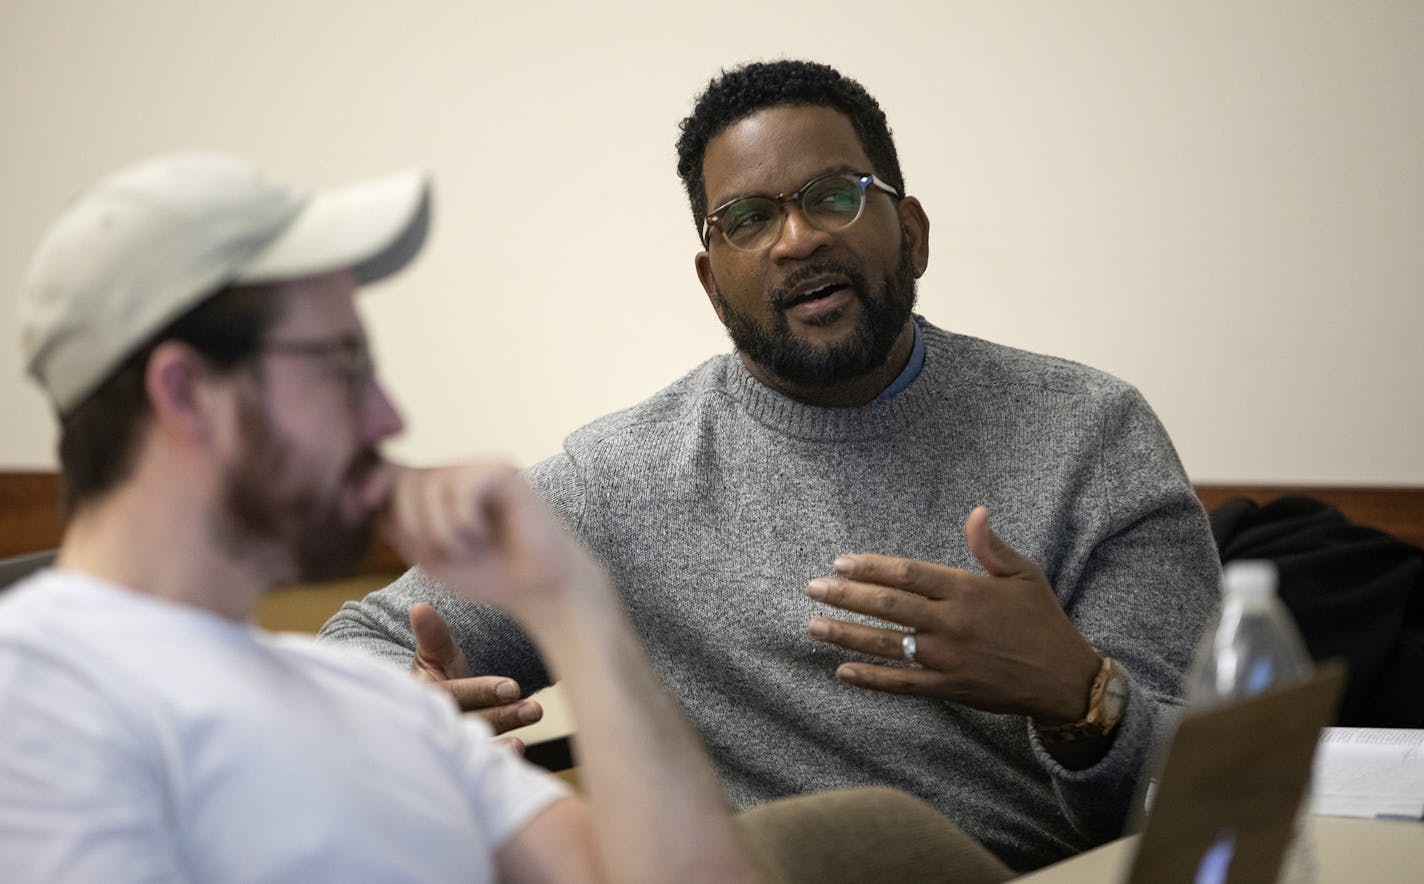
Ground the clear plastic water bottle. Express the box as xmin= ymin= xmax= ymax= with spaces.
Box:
xmin=1183 ymin=559 xmax=1319 ymax=884
xmin=1185 ymin=560 xmax=1313 ymax=705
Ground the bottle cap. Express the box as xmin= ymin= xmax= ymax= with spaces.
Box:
xmin=1222 ymin=559 xmax=1278 ymax=600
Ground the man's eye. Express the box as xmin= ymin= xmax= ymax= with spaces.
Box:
xmin=726 ymin=212 xmax=770 ymax=233
xmin=724 ymin=202 xmax=774 ymax=240
xmin=328 ymin=346 xmax=373 ymax=388
xmin=807 ymin=185 xmax=859 ymax=216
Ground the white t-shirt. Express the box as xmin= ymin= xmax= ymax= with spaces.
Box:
xmin=0 ymin=570 xmax=568 ymax=883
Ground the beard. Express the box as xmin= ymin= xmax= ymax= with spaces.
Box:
xmin=712 ymin=235 xmax=918 ymax=387
xmin=215 ymin=390 xmax=381 ymax=584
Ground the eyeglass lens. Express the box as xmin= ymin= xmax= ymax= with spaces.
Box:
xmin=718 ymin=175 xmax=869 ymax=251
xmin=263 ymin=337 xmax=375 ymax=407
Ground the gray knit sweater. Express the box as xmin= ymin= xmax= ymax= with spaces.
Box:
xmin=321 ymin=317 xmax=1220 ymax=872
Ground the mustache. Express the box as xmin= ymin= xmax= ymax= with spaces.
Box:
xmin=769 ymin=259 xmax=870 ymax=310
xmin=344 ymin=448 xmax=385 ymax=483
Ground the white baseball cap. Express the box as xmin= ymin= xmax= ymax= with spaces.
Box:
xmin=18 ymin=152 xmax=431 ymax=412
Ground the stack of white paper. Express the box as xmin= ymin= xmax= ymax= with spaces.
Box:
xmin=1309 ymin=727 xmax=1424 ymax=820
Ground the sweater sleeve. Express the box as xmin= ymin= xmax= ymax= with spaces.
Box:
xmin=1030 ymin=385 xmax=1221 ymax=843
xmin=318 ymin=565 xmax=552 ymax=689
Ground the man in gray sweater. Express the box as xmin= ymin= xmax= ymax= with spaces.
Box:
xmin=322 ymin=59 xmax=1220 ymax=872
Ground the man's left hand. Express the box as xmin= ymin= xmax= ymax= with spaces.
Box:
xmin=806 ymin=506 xmax=1101 ymax=724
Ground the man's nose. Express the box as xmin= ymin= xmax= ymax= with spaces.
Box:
xmin=359 ymin=380 xmax=405 ymax=443
xmin=769 ymin=205 xmax=833 ymax=261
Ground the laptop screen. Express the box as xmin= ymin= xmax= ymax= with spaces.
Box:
xmin=1124 ymin=662 xmax=1346 ymax=884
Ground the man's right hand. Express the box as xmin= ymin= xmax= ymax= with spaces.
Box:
xmin=408 ymin=601 xmax=543 ymax=735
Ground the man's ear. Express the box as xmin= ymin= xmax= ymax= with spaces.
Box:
xmin=898 ymin=196 xmax=931 ymax=278
xmin=143 ymin=341 xmax=223 ymax=447
xmin=693 ymin=250 xmax=727 ymax=324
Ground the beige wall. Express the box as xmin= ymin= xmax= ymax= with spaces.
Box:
xmin=3 ymin=1 xmax=1421 ymax=484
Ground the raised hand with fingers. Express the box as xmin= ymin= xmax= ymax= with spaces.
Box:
xmin=407 ymin=601 xmax=542 ymax=735
xmin=380 ymin=463 xmax=612 ymax=638
xmin=806 ymin=506 xmax=1103 ymax=727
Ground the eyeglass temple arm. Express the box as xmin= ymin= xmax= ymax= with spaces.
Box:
xmin=866 ymin=174 xmax=901 ymax=198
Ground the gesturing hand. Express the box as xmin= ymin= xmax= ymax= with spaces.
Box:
xmin=408 ymin=602 xmax=542 ymax=736
xmin=806 ymin=506 xmax=1101 ymax=723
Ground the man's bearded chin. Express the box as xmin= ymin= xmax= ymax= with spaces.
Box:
xmin=714 ymin=236 xmax=918 ymax=387
xmin=217 ymin=400 xmax=383 ymax=584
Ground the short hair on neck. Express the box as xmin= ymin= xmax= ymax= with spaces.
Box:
xmin=674 ymin=59 xmax=905 ymax=236
xmin=56 ymin=283 xmax=281 ymax=516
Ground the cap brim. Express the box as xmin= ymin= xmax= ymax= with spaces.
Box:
xmin=235 ymin=167 xmax=430 ymax=287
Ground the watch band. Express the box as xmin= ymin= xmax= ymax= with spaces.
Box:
xmin=1032 ymin=656 xmax=1126 ymax=744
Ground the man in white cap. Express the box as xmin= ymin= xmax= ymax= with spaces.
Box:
xmin=0 ymin=153 xmax=762 ymax=883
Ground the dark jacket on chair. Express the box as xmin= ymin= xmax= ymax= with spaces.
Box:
xmin=1210 ymin=496 xmax=1424 ymax=727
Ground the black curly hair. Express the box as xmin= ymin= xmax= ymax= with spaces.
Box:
xmin=675 ymin=59 xmax=904 ymax=236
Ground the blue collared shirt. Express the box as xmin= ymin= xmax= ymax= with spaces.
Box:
xmin=873 ymin=320 xmax=925 ymax=403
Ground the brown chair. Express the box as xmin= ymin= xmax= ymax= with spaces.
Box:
xmin=0 ymin=550 xmax=55 ymax=592
xmin=734 ymin=786 xmax=1013 ymax=884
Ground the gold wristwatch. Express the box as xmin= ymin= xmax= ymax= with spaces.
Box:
xmin=1033 ymin=656 xmax=1127 ymax=744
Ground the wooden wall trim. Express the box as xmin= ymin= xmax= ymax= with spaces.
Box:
xmin=1194 ymin=484 xmax=1424 ymax=551
xmin=0 ymin=472 xmax=63 ymax=561
xmin=5 ymin=470 xmax=1422 ymax=560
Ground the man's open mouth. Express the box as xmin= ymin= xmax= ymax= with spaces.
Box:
xmin=784 ymin=280 xmax=850 ymax=309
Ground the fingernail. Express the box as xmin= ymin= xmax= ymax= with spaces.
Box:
xmin=835 ymin=665 xmax=859 ymax=683
xmin=501 ymin=737 xmax=526 ymax=755
xmin=808 ymin=617 xmax=830 ymax=638
xmin=495 ymin=681 xmax=520 ymax=702
xmin=517 ymin=701 xmax=542 ymax=723
xmin=833 ymin=556 xmax=855 ymax=574
xmin=807 ymin=578 xmax=830 ymax=600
